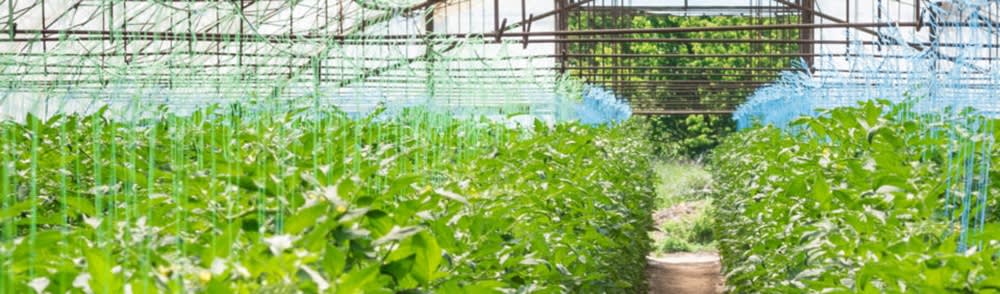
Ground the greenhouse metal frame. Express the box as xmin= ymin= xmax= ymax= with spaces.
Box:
xmin=0 ymin=0 xmax=940 ymax=115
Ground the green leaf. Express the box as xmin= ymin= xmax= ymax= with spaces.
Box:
xmin=373 ymin=226 xmax=423 ymax=246
xmin=209 ymin=223 xmax=239 ymax=259
xmin=64 ymin=197 xmax=96 ymax=216
xmin=285 ymin=203 xmax=328 ymax=234
xmin=381 ymin=254 xmax=416 ymax=281
xmin=0 ymin=200 xmax=35 ymax=222
xmin=337 ymin=265 xmax=379 ymax=294
xmin=463 ymin=280 xmax=506 ymax=293
xmin=85 ymin=249 xmax=120 ymax=293
xmin=411 ymin=232 xmax=442 ymax=285
xmin=813 ymin=174 xmax=831 ymax=211
xmin=434 ymin=189 xmax=469 ymax=205
xmin=322 ymin=242 xmax=348 ymax=278
xmin=129 ymin=278 xmax=157 ymax=294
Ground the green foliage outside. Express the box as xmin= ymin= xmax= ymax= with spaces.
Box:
xmin=711 ymin=101 xmax=1000 ymax=292
xmin=650 ymin=161 xmax=715 ymax=254
xmin=0 ymin=107 xmax=655 ymax=293
xmin=569 ymin=14 xmax=798 ymax=158
xmin=653 ymin=161 xmax=712 ymax=209
xmin=655 ymin=203 xmax=715 ymax=254
xmin=646 ymin=115 xmax=733 ymax=159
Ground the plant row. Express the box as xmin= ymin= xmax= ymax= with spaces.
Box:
xmin=712 ymin=101 xmax=1000 ymax=293
xmin=0 ymin=106 xmax=655 ymax=293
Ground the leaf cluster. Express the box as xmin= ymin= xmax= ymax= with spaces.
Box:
xmin=711 ymin=101 xmax=1000 ymax=293
xmin=0 ymin=106 xmax=655 ymax=293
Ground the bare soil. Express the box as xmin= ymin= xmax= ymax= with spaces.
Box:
xmin=649 ymin=200 xmax=706 ymax=243
xmin=651 ymin=200 xmax=703 ymax=225
xmin=648 ymin=200 xmax=724 ymax=293
xmin=647 ymin=252 xmax=725 ymax=294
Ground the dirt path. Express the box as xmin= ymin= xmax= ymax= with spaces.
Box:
xmin=647 ymin=252 xmax=724 ymax=294
xmin=648 ymin=161 xmax=723 ymax=293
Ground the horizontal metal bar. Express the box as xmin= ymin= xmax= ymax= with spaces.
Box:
xmin=568 ymin=66 xmax=795 ymax=72
xmin=8 ymin=22 xmax=918 ymax=43
xmin=632 ymin=110 xmax=735 ymax=115
xmin=589 ymin=79 xmax=771 ymax=84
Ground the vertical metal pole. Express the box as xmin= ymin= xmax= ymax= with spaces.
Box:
xmin=289 ymin=2 xmax=294 ymax=79
xmin=41 ymin=0 xmax=47 ymax=74
xmin=799 ymin=0 xmax=815 ymax=70
xmin=929 ymin=1 xmax=940 ymax=72
xmin=425 ymin=3 xmax=436 ymax=98
xmin=187 ymin=4 xmax=193 ymax=59
xmin=555 ymin=0 xmax=569 ymax=74
xmin=216 ymin=2 xmax=221 ymax=94
xmin=615 ymin=0 xmax=623 ymax=91
xmin=846 ymin=0 xmax=850 ymax=52
xmin=494 ymin=0 xmax=500 ymax=33
xmin=238 ymin=0 xmax=245 ymax=81
xmin=877 ymin=0 xmax=883 ymax=51
xmin=320 ymin=0 xmax=328 ymax=98
xmin=101 ymin=0 xmax=108 ymax=86
xmin=6 ymin=0 xmax=13 ymax=40
xmin=521 ymin=0 xmax=526 ymax=33
xmin=122 ymin=0 xmax=128 ymax=65
xmin=167 ymin=2 xmax=172 ymax=89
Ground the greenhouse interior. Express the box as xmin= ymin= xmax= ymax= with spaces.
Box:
xmin=1 ymin=0 xmax=999 ymax=293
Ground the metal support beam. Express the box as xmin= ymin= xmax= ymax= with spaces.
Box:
xmin=799 ymin=0 xmax=814 ymax=70
xmin=555 ymin=0 xmax=568 ymax=74
xmin=633 ymin=110 xmax=734 ymax=115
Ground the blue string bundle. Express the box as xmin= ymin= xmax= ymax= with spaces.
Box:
xmin=574 ymin=85 xmax=633 ymax=126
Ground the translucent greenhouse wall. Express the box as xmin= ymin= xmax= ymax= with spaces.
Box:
xmin=0 ymin=1 xmax=630 ymax=125
xmin=736 ymin=0 xmax=998 ymax=251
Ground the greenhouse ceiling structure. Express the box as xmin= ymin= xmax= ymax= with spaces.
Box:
xmin=0 ymin=0 xmax=948 ymax=117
